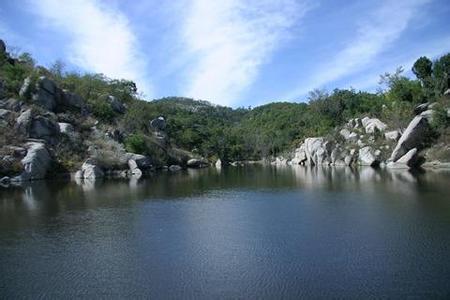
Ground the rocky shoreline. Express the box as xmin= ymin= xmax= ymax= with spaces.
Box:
xmin=271 ymin=101 xmax=450 ymax=170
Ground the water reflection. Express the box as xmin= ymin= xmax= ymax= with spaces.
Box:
xmin=1 ymin=166 xmax=450 ymax=298
xmin=1 ymin=166 xmax=450 ymax=231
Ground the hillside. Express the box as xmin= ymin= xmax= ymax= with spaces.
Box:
xmin=0 ymin=38 xmax=449 ymax=186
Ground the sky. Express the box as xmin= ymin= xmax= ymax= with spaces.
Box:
xmin=0 ymin=0 xmax=449 ymax=107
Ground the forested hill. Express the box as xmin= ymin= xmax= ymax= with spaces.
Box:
xmin=1 ymin=37 xmax=449 ymax=179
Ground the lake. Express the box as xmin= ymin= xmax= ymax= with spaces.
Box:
xmin=1 ymin=166 xmax=450 ymax=298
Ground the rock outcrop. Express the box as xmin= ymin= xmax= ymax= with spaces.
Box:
xmin=304 ymin=138 xmax=330 ymax=166
xmin=107 ymin=95 xmax=126 ymax=114
xmin=12 ymin=142 xmax=51 ymax=181
xmin=187 ymin=158 xmax=209 ymax=168
xmin=389 ymin=111 xmax=432 ymax=163
xmin=19 ymin=76 xmax=86 ymax=113
xmin=358 ymin=146 xmax=379 ymax=166
xmin=150 ymin=116 xmax=166 ymax=131
xmin=361 ymin=117 xmax=387 ymax=134
xmin=215 ymin=159 xmax=222 ymax=168
xmin=16 ymin=109 xmax=60 ymax=144
xmin=75 ymin=159 xmax=104 ymax=180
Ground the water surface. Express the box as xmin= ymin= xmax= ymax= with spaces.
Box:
xmin=1 ymin=166 xmax=450 ymax=298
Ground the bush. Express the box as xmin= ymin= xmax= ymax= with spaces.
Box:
xmin=124 ymin=134 xmax=147 ymax=154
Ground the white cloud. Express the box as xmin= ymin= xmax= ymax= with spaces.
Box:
xmin=180 ymin=0 xmax=312 ymax=106
xmin=29 ymin=0 xmax=153 ymax=97
xmin=285 ymin=0 xmax=431 ymax=100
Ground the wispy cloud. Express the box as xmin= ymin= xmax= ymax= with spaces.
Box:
xmin=285 ymin=0 xmax=431 ymax=100
xmin=180 ymin=0 xmax=312 ymax=106
xmin=29 ymin=0 xmax=153 ymax=97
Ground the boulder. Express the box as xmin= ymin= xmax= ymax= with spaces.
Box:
xmin=340 ymin=128 xmax=351 ymax=140
xmin=15 ymin=108 xmax=33 ymax=133
xmin=125 ymin=153 xmax=152 ymax=169
xmin=387 ymin=148 xmax=421 ymax=169
xmin=358 ymin=146 xmax=379 ymax=166
xmin=12 ymin=142 xmax=51 ymax=181
xmin=59 ymin=91 xmax=85 ymax=110
xmin=291 ymin=144 xmax=307 ymax=165
xmin=304 ymin=138 xmax=330 ymax=166
xmin=0 ymin=109 xmax=13 ymax=126
xmin=169 ymin=165 xmax=182 ymax=172
xmin=150 ymin=116 xmax=166 ymax=131
xmin=76 ymin=159 xmax=104 ymax=179
xmin=16 ymin=109 xmax=60 ymax=143
xmin=31 ymin=77 xmax=59 ymax=111
xmin=29 ymin=115 xmax=60 ymax=144
xmin=58 ymin=122 xmax=74 ymax=134
xmin=107 ymin=95 xmax=126 ymax=114
xmin=215 ymin=159 xmax=222 ymax=168
xmin=272 ymin=156 xmax=288 ymax=166
xmin=0 ymin=98 xmax=25 ymax=112
xmin=444 ymin=89 xmax=450 ymax=96
xmin=414 ymin=102 xmax=430 ymax=115
xmin=390 ymin=114 xmax=432 ymax=162
xmin=187 ymin=158 xmax=209 ymax=168
xmin=19 ymin=77 xmax=33 ymax=99
xmin=361 ymin=117 xmax=387 ymax=134
xmin=128 ymin=159 xmax=142 ymax=177
xmin=384 ymin=130 xmax=400 ymax=142
xmin=58 ymin=122 xmax=79 ymax=140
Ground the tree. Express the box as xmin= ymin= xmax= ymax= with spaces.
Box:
xmin=433 ymin=53 xmax=450 ymax=94
xmin=412 ymin=56 xmax=432 ymax=82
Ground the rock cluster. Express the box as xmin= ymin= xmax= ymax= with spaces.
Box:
xmin=275 ymin=107 xmax=443 ymax=170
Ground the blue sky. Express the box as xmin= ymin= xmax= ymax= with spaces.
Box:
xmin=0 ymin=0 xmax=449 ymax=107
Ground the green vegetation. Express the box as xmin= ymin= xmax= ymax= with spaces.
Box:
xmin=1 ymin=40 xmax=449 ymax=168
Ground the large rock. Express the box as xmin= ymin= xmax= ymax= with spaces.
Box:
xmin=150 ymin=116 xmax=166 ymax=131
xmin=339 ymin=128 xmax=351 ymax=140
xmin=107 ymin=95 xmax=126 ymax=114
xmin=387 ymin=148 xmax=421 ymax=169
xmin=187 ymin=158 xmax=209 ymax=168
xmin=304 ymin=138 xmax=332 ymax=166
xmin=291 ymin=144 xmax=307 ymax=165
xmin=16 ymin=109 xmax=60 ymax=143
xmin=389 ymin=113 xmax=432 ymax=162
xmin=358 ymin=146 xmax=379 ymax=166
xmin=125 ymin=153 xmax=152 ymax=169
xmin=169 ymin=165 xmax=182 ymax=172
xmin=12 ymin=142 xmax=51 ymax=181
xmin=128 ymin=159 xmax=142 ymax=177
xmin=361 ymin=117 xmax=387 ymax=134
xmin=75 ymin=159 xmax=104 ymax=179
xmin=215 ymin=159 xmax=222 ymax=169
xmin=29 ymin=115 xmax=60 ymax=144
xmin=414 ymin=103 xmax=430 ymax=115
xmin=0 ymin=98 xmax=25 ymax=112
xmin=59 ymin=91 xmax=85 ymax=111
xmin=32 ymin=77 xmax=59 ymax=111
xmin=384 ymin=130 xmax=400 ymax=142
xmin=0 ymin=109 xmax=13 ymax=126
xmin=15 ymin=109 xmax=33 ymax=133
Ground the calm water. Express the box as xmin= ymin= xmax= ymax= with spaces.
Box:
xmin=1 ymin=166 xmax=450 ymax=299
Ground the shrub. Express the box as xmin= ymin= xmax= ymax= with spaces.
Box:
xmin=124 ymin=134 xmax=147 ymax=154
